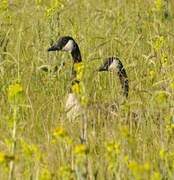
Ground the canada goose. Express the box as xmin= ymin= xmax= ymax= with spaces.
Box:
xmin=48 ymin=36 xmax=88 ymax=142
xmin=48 ymin=36 xmax=86 ymax=120
xmin=98 ymin=57 xmax=129 ymax=98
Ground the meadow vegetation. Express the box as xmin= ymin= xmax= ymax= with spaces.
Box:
xmin=0 ymin=0 xmax=174 ymax=179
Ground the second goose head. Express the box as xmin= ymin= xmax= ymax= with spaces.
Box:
xmin=98 ymin=57 xmax=129 ymax=98
xmin=48 ymin=36 xmax=82 ymax=63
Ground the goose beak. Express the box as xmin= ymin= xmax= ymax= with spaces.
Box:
xmin=48 ymin=44 xmax=61 ymax=51
xmin=98 ymin=65 xmax=107 ymax=71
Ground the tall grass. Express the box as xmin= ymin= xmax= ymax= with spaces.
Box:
xmin=0 ymin=0 xmax=174 ymax=179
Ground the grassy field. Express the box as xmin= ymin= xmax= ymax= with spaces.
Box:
xmin=0 ymin=0 xmax=174 ymax=179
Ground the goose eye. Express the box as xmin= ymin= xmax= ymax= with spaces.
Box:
xmin=62 ymin=39 xmax=66 ymax=44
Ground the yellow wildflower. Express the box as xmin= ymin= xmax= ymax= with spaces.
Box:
xmin=40 ymin=167 xmax=52 ymax=180
xmin=0 ymin=152 xmax=5 ymax=163
xmin=166 ymin=124 xmax=174 ymax=135
xmin=124 ymin=155 xmax=129 ymax=165
xmin=151 ymin=171 xmax=161 ymax=180
xmin=8 ymin=83 xmax=23 ymax=101
xmin=65 ymin=136 xmax=73 ymax=145
xmin=106 ymin=141 xmax=120 ymax=155
xmin=74 ymin=144 xmax=88 ymax=155
xmin=71 ymin=63 xmax=88 ymax=106
xmin=0 ymin=152 xmax=15 ymax=163
xmin=0 ymin=0 xmax=8 ymax=11
xmin=53 ymin=127 xmax=68 ymax=138
xmin=128 ymin=160 xmax=151 ymax=179
xmin=45 ymin=0 xmax=64 ymax=18
xmin=81 ymin=95 xmax=88 ymax=106
xmin=20 ymin=140 xmax=41 ymax=161
xmin=153 ymin=36 xmax=165 ymax=51
xmin=154 ymin=0 xmax=164 ymax=11
xmin=71 ymin=81 xmax=88 ymax=106
xmin=170 ymin=82 xmax=174 ymax=90
xmin=74 ymin=62 xmax=84 ymax=81
xmin=120 ymin=125 xmax=130 ymax=138
xmin=155 ymin=91 xmax=168 ymax=104
xmin=72 ymin=82 xmax=81 ymax=94
xmin=143 ymin=162 xmax=150 ymax=171
xmin=149 ymin=70 xmax=156 ymax=80
xmin=161 ymin=52 xmax=168 ymax=66
xmin=52 ymin=127 xmax=73 ymax=144
xmin=59 ymin=165 xmax=73 ymax=179
xmin=128 ymin=160 xmax=139 ymax=172
xmin=159 ymin=149 xmax=166 ymax=160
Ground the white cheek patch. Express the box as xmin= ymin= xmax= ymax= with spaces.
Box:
xmin=108 ymin=59 xmax=119 ymax=72
xmin=63 ymin=40 xmax=74 ymax=52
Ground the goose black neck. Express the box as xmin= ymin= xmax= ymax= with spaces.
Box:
xmin=71 ymin=43 xmax=82 ymax=63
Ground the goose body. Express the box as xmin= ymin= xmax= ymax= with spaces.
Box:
xmin=65 ymin=92 xmax=83 ymax=119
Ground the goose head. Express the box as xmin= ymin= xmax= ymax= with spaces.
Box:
xmin=98 ymin=57 xmax=122 ymax=72
xmin=48 ymin=36 xmax=76 ymax=52
xmin=98 ymin=57 xmax=129 ymax=98
xmin=48 ymin=36 xmax=82 ymax=62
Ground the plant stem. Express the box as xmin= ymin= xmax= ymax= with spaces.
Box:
xmin=8 ymin=106 xmax=17 ymax=180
